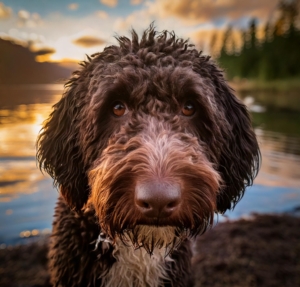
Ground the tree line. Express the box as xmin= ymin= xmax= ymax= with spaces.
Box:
xmin=216 ymin=0 xmax=300 ymax=81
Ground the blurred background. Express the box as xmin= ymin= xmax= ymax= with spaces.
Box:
xmin=0 ymin=0 xmax=299 ymax=246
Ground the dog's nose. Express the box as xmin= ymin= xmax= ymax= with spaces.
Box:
xmin=135 ymin=181 xmax=181 ymax=218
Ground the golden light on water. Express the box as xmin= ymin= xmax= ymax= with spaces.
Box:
xmin=19 ymin=228 xmax=51 ymax=238
xmin=0 ymin=94 xmax=61 ymax=157
xmin=0 ymin=161 xmax=42 ymax=201
xmin=0 ymin=87 xmax=63 ymax=202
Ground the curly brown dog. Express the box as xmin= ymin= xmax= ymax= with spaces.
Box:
xmin=37 ymin=25 xmax=260 ymax=287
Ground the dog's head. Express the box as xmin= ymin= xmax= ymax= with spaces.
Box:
xmin=37 ymin=26 xmax=260 ymax=253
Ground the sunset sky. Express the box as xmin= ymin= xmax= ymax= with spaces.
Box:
xmin=0 ymin=0 xmax=279 ymax=62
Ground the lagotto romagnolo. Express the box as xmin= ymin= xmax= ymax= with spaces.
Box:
xmin=37 ymin=25 xmax=260 ymax=287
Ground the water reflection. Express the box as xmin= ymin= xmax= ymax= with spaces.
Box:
xmin=0 ymin=105 xmax=47 ymax=157
xmin=0 ymin=85 xmax=63 ymax=202
xmin=0 ymin=85 xmax=300 ymax=244
xmin=254 ymin=129 xmax=300 ymax=188
xmin=0 ymin=85 xmax=62 ymax=244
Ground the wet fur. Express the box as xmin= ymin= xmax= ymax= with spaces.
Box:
xmin=37 ymin=25 xmax=260 ymax=287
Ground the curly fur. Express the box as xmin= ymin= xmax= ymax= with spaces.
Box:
xmin=37 ymin=25 xmax=260 ymax=287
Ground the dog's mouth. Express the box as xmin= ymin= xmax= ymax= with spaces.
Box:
xmin=117 ymin=225 xmax=187 ymax=255
xmin=135 ymin=216 xmax=182 ymax=227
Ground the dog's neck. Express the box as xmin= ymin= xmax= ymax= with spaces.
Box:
xmin=100 ymin=238 xmax=171 ymax=287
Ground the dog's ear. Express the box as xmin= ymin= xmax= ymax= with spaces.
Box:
xmin=37 ymin=81 xmax=89 ymax=211
xmin=213 ymin=78 xmax=261 ymax=213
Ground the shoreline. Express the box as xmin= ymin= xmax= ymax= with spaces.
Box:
xmin=1 ymin=213 xmax=299 ymax=287
xmin=231 ymin=78 xmax=300 ymax=112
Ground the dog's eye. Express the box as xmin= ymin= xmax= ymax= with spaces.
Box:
xmin=182 ymin=101 xmax=195 ymax=116
xmin=112 ymin=101 xmax=127 ymax=117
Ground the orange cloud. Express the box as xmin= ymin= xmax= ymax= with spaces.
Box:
xmin=33 ymin=47 xmax=56 ymax=56
xmin=131 ymin=0 xmax=143 ymax=5
xmin=148 ymin=0 xmax=278 ymax=25
xmin=189 ymin=28 xmax=225 ymax=56
xmin=73 ymin=35 xmax=105 ymax=47
xmin=100 ymin=0 xmax=118 ymax=8
xmin=190 ymin=22 xmax=267 ymax=57
xmin=0 ymin=2 xmax=11 ymax=19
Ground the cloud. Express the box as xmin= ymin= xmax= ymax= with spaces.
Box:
xmin=33 ymin=46 xmax=56 ymax=62
xmin=110 ymin=0 xmax=279 ymax=60
xmin=113 ymin=9 xmax=154 ymax=33
xmin=17 ymin=10 xmax=42 ymax=28
xmin=188 ymin=27 xmax=243 ymax=56
xmin=73 ymin=35 xmax=106 ymax=47
xmin=33 ymin=47 xmax=56 ymax=56
xmin=18 ymin=10 xmax=30 ymax=20
xmin=130 ymin=0 xmax=143 ymax=5
xmin=113 ymin=5 xmax=200 ymax=38
xmin=96 ymin=10 xmax=109 ymax=19
xmin=0 ymin=2 xmax=11 ymax=19
xmin=0 ymin=28 xmax=46 ymax=48
xmin=68 ymin=3 xmax=79 ymax=11
xmin=147 ymin=0 xmax=278 ymax=25
xmin=100 ymin=0 xmax=118 ymax=8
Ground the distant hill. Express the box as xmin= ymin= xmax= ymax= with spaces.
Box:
xmin=0 ymin=39 xmax=73 ymax=84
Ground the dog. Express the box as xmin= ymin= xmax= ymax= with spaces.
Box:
xmin=37 ymin=25 xmax=260 ymax=287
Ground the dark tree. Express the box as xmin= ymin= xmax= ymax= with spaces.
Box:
xmin=217 ymin=0 xmax=300 ymax=81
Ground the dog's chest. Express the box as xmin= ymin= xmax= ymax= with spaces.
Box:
xmin=100 ymin=240 xmax=170 ymax=287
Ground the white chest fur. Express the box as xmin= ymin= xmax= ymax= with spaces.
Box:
xmin=100 ymin=240 xmax=171 ymax=287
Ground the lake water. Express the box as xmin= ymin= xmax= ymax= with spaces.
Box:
xmin=0 ymin=85 xmax=300 ymax=245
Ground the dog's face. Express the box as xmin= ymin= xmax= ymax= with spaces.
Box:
xmin=37 ymin=27 xmax=260 ymax=253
